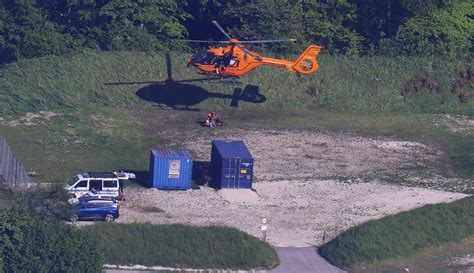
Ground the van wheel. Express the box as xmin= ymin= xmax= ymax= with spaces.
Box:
xmin=70 ymin=215 xmax=79 ymax=223
xmin=104 ymin=214 xmax=114 ymax=222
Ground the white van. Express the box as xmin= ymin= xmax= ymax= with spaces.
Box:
xmin=65 ymin=172 xmax=134 ymax=200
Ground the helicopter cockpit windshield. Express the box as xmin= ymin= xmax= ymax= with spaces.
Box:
xmin=191 ymin=52 xmax=216 ymax=65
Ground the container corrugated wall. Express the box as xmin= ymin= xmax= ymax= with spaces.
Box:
xmin=210 ymin=140 xmax=253 ymax=189
xmin=149 ymin=149 xmax=193 ymax=189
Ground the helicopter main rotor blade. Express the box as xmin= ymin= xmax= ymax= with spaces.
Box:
xmin=212 ymin=20 xmax=232 ymax=40
xmin=174 ymin=39 xmax=230 ymax=43
xmin=238 ymin=38 xmax=297 ymax=44
xmin=234 ymin=43 xmax=262 ymax=61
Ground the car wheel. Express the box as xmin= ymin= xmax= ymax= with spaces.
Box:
xmin=104 ymin=213 xmax=114 ymax=222
xmin=70 ymin=215 xmax=79 ymax=223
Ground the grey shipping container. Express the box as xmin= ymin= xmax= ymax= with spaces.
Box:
xmin=210 ymin=140 xmax=253 ymax=189
xmin=149 ymin=149 xmax=193 ymax=189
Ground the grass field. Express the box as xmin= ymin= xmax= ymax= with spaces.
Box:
xmin=319 ymin=196 xmax=474 ymax=269
xmin=83 ymin=223 xmax=279 ymax=270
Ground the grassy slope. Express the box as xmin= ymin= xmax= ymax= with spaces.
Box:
xmin=319 ymin=196 xmax=474 ymax=269
xmin=350 ymin=236 xmax=474 ymax=273
xmin=83 ymin=223 xmax=279 ymax=270
xmin=0 ymin=107 xmax=160 ymax=182
xmin=0 ymin=51 xmax=472 ymax=116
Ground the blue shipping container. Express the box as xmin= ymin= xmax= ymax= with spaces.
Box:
xmin=210 ymin=140 xmax=253 ymax=189
xmin=149 ymin=149 xmax=193 ymax=189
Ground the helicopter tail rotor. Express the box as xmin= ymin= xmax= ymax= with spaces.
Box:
xmin=292 ymin=45 xmax=321 ymax=75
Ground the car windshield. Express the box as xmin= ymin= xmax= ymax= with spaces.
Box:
xmin=67 ymin=176 xmax=80 ymax=186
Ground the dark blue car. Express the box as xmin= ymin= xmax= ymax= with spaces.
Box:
xmin=70 ymin=198 xmax=119 ymax=222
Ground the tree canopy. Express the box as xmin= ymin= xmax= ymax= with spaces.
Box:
xmin=0 ymin=186 xmax=103 ymax=272
xmin=0 ymin=0 xmax=472 ymax=63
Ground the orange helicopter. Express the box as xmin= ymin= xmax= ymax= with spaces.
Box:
xmin=180 ymin=21 xmax=321 ymax=79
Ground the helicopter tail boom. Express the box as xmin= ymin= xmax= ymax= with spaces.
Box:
xmin=292 ymin=45 xmax=321 ymax=74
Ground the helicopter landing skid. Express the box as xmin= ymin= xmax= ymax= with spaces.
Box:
xmin=197 ymin=73 xmax=242 ymax=85
xmin=208 ymin=79 xmax=242 ymax=86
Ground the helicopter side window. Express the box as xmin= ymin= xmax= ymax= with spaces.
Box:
xmin=213 ymin=57 xmax=224 ymax=65
xmin=203 ymin=53 xmax=215 ymax=65
xmin=228 ymin=57 xmax=239 ymax=66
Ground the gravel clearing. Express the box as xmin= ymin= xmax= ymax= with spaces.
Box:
xmin=116 ymin=129 xmax=468 ymax=247
xmin=184 ymin=129 xmax=442 ymax=182
xmin=119 ymin=181 xmax=466 ymax=247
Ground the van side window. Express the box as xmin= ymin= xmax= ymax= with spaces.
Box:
xmin=103 ymin=180 xmax=117 ymax=188
xmin=89 ymin=180 xmax=103 ymax=191
xmin=75 ymin=180 xmax=87 ymax=188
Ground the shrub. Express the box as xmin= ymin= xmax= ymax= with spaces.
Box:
xmin=401 ymin=74 xmax=441 ymax=97
xmin=452 ymin=66 xmax=474 ymax=103
xmin=14 ymin=184 xmax=73 ymax=221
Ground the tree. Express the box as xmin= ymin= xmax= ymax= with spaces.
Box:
xmin=217 ymin=0 xmax=305 ymax=52
xmin=395 ymin=0 xmax=473 ymax=56
xmin=302 ymin=0 xmax=363 ymax=54
xmin=0 ymin=203 xmax=103 ymax=272
xmin=351 ymin=0 xmax=408 ymax=52
xmin=0 ymin=0 xmax=68 ymax=60
xmin=98 ymin=0 xmax=188 ymax=51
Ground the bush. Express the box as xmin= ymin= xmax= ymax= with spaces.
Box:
xmin=401 ymin=74 xmax=441 ymax=97
xmin=14 ymin=184 xmax=73 ymax=221
xmin=452 ymin=66 xmax=474 ymax=103
xmin=319 ymin=196 xmax=474 ymax=268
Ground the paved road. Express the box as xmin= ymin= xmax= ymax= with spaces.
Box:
xmin=105 ymin=247 xmax=345 ymax=273
xmin=269 ymin=247 xmax=346 ymax=273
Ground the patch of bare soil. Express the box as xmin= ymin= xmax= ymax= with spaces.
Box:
xmin=434 ymin=114 xmax=474 ymax=134
xmin=116 ymin=128 xmax=468 ymax=247
xmin=450 ymin=255 xmax=474 ymax=273
xmin=0 ymin=111 xmax=61 ymax=126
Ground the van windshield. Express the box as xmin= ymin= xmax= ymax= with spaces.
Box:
xmin=67 ymin=176 xmax=80 ymax=186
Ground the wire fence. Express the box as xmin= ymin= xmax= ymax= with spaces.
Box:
xmin=0 ymin=136 xmax=34 ymax=191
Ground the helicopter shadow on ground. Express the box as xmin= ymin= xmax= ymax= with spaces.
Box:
xmin=135 ymin=82 xmax=266 ymax=111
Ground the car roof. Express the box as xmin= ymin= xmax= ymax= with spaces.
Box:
xmin=79 ymin=197 xmax=116 ymax=203
xmin=81 ymin=172 xmax=118 ymax=179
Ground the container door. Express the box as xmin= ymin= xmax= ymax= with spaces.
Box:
xmin=223 ymin=158 xmax=238 ymax=188
xmin=238 ymin=160 xmax=252 ymax=189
